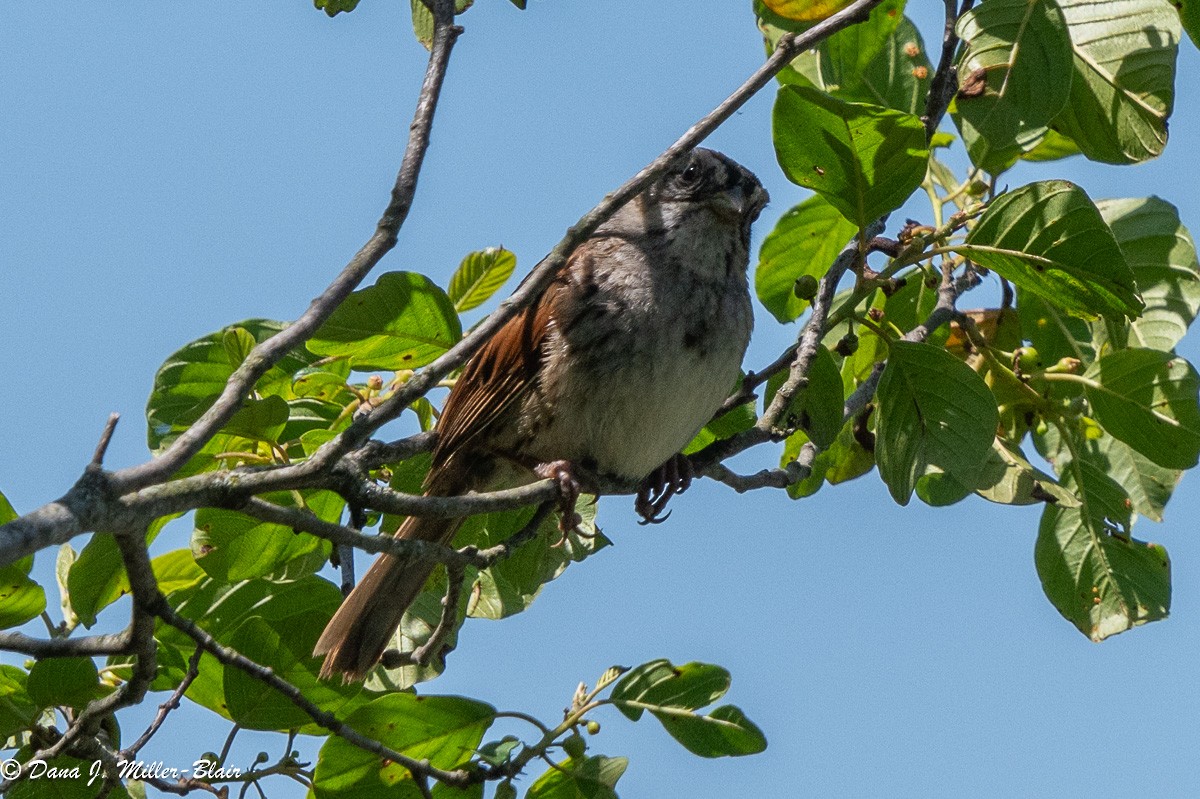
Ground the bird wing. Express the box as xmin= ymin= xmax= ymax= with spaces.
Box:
xmin=430 ymin=256 xmax=574 ymax=471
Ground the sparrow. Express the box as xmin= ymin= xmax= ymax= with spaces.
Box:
xmin=315 ymin=148 xmax=768 ymax=680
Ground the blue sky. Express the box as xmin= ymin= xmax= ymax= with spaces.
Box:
xmin=3 ymin=2 xmax=1199 ymax=797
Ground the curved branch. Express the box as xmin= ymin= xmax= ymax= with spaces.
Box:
xmin=109 ymin=0 xmax=463 ymax=496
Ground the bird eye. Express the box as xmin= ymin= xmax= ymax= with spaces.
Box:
xmin=680 ymin=162 xmax=702 ymax=184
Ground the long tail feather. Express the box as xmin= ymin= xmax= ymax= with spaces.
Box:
xmin=315 ymin=469 xmax=467 ymax=681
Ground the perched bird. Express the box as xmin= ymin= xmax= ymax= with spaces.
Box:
xmin=315 ymin=148 xmax=768 ymax=680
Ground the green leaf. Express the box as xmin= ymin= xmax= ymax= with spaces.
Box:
xmin=1051 ymin=0 xmax=1180 ymax=164
xmin=961 ymin=180 xmax=1142 ymax=320
xmin=1083 ymin=432 xmax=1181 ymax=522
xmin=315 ymin=0 xmax=361 ymax=16
xmin=448 ymin=247 xmax=517 ymax=313
xmin=0 ymin=490 xmax=14 ymax=525
xmin=1036 ymin=459 xmax=1170 ymax=640
xmin=151 ymin=548 xmax=207 ymax=595
xmin=837 ymin=16 xmax=933 ymax=115
xmin=307 ymin=271 xmax=462 ymax=371
xmin=146 ymin=319 xmax=321 ymax=451
xmin=192 ymin=490 xmax=341 ymax=582
xmin=365 ymin=585 xmax=464 ymax=692
xmin=684 ymin=376 xmax=757 ymax=454
xmin=0 ymin=665 xmax=39 ymax=740
xmin=772 ymin=84 xmax=929 ymax=227
xmin=313 ymin=693 xmax=494 ymax=795
xmin=875 ymin=341 xmax=999 ymax=505
xmin=221 ymin=394 xmax=290 ymax=444
xmin=67 ymin=515 xmax=181 ymax=628
xmin=918 ymin=438 xmax=1078 ymax=507
xmin=609 ymin=660 xmax=730 ymax=721
xmin=1083 ymin=349 xmax=1200 ymax=469
xmin=55 ymin=545 xmax=76 ymax=629
xmin=951 ymin=0 xmax=1073 ymax=173
xmin=766 ymin=345 xmax=845 ymax=449
xmin=1178 ymin=0 xmax=1200 ymax=48
xmin=652 ymin=704 xmax=767 ymax=758
xmin=806 ymin=0 xmax=907 ymax=96
xmin=411 ymin=0 xmax=474 ymax=49
xmin=224 ymin=616 xmax=366 ymax=731
xmin=1021 ymin=127 xmax=1082 ymax=162
xmin=0 ymin=552 xmax=44 ymax=630
xmin=1098 ymin=197 xmax=1200 ymax=352
xmin=764 ymin=4 xmax=933 ymax=115
xmin=1018 ymin=289 xmax=1096 ymax=366
xmin=754 ymin=195 xmax=858 ymax=323
xmin=463 ymin=500 xmax=609 ymax=620
xmin=783 ymin=409 xmax=876 ymax=499
xmin=158 ymin=576 xmax=343 ymax=723
xmin=881 ymin=269 xmax=949 ymax=348
xmin=525 ymin=755 xmax=628 ymax=799
xmin=26 ymin=657 xmax=104 ymax=710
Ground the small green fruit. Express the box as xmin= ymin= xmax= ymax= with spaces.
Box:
xmin=793 ymin=274 xmax=819 ymax=300
xmin=1013 ymin=346 xmax=1040 ymax=373
xmin=586 ymin=720 xmax=601 ymax=735
xmin=495 ymin=782 xmax=518 ymax=799
xmin=562 ymin=732 xmax=586 ymax=759
xmin=835 ymin=332 xmax=859 ymax=357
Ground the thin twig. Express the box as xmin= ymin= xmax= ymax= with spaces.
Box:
xmin=0 ymin=528 xmax=160 ymax=794
xmin=91 ymin=413 xmax=121 ymax=468
xmin=122 ymin=645 xmax=204 ymax=759
xmin=153 ymin=600 xmax=475 ymax=789
xmin=411 ymin=558 xmax=466 ymax=666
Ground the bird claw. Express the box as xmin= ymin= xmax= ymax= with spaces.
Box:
xmin=535 ymin=460 xmax=584 ymax=533
xmin=636 ymin=453 xmax=693 ymax=525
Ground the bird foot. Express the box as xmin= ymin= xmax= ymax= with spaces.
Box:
xmin=636 ymin=453 xmax=693 ymax=525
xmin=535 ymin=459 xmax=584 ymax=533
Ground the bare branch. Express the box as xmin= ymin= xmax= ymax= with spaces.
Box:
xmin=121 ymin=645 xmax=204 ymax=760
xmin=153 ymin=600 xmax=475 ymax=789
xmin=0 ymin=0 xmax=890 ymax=570
xmin=91 ymin=413 xmax=121 ymax=468
xmin=109 ymin=0 xmax=463 ymax=496
xmin=760 ymin=218 xmax=888 ymax=434
xmin=924 ymin=0 xmax=974 ymax=142
xmin=706 ymin=463 xmax=807 ymax=493
xmin=303 ymin=0 xmax=891 ymax=467
xmin=0 ymin=527 xmax=160 ymax=794
xmin=0 ymin=629 xmax=134 ymax=658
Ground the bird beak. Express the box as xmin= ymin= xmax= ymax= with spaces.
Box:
xmin=712 ymin=183 xmax=769 ymax=223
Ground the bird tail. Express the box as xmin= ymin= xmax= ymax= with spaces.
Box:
xmin=315 ymin=477 xmax=465 ymax=682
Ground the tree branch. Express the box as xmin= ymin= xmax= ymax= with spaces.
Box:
xmin=152 ymin=600 xmax=474 ymax=790
xmin=121 ymin=645 xmax=204 ymax=760
xmin=0 ymin=527 xmax=160 ymax=793
xmin=109 ymin=0 xmax=463 ymax=496
xmin=923 ymin=0 xmax=973 ymax=142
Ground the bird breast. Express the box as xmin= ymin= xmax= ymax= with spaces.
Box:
xmin=517 ymin=234 xmax=753 ymax=481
